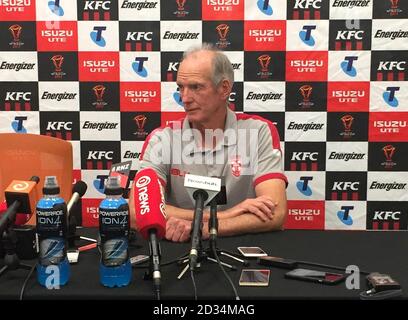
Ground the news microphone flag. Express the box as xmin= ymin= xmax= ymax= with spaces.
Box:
xmin=133 ymin=168 xmax=166 ymax=240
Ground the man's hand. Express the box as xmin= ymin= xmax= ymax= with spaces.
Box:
xmin=225 ymin=195 xmax=277 ymax=222
xmin=165 ymin=217 xmax=211 ymax=242
xmin=166 ymin=217 xmax=192 ymax=242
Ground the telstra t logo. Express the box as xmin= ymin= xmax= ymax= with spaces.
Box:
xmin=299 ymin=25 xmax=316 ymax=47
xmin=296 ymin=176 xmax=313 ymax=196
xmin=90 ymin=26 xmax=107 ymax=47
xmin=94 ymin=175 xmax=108 ymax=194
xmin=341 ymin=56 xmax=358 ymax=77
xmin=257 ymin=0 xmax=273 ymax=16
xmin=337 ymin=205 xmax=354 ymax=225
xmin=132 ymin=57 xmax=148 ymax=77
xmin=383 ymin=86 xmax=400 ymax=107
xmin=48 ymin=0 xmax=64 ymax=16
xmin=11 ymin=116 xmax=27 ymax=133
xmin=173 ymin=87 xmax=184 ymax=107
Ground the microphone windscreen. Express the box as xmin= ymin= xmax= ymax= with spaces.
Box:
xmin=5 ymin=180 xmax=39 ymax=215
xmin=133 ymin=168 xmax=166 ymax=240
xmin=72 ymin=180 xmax=87 ymax=197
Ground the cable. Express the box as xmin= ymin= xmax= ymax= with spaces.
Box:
xmin=297 ymin=260 xmax=371 ymax=275
xmin=211 ymin=243 xmax=240 ymax=300
xmin=161 ymin=253 xmax=189 ymax=267
xmin=19 ymin=263 xmax=36 ymax=301
xmin=190 ymin=269 xmax=198 ymax=300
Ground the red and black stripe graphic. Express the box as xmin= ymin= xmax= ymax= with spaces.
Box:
xmin=44 ymin=131 xmax=72 ymax=140
xmin=289 ymin=162 xmax=318 ymax=171
xmin=82 ymin=11 xmax=111 ymax=20
xmin=334 ymin=41 xmax=364 ymax=51
xmin=376 ymin=71 xmax=405 ymax=81
xmin=124 ymin=41 xmax=153 ymax=51
xmin=3 ymin=101 xmax=32 ymax=111
xmin=292 ymin=9 xmax=321 ymax=20
xmin=330 ymin=191 xmax=359 ymax=201
xmin=371 ymin=221 xmax=401 ymax=230
xmin=86 ymin=160 xmax=112 ymax=170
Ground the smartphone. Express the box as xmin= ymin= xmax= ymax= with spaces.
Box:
xmin=239 ymin=269 xmax=270 ymax=286
xmin=285 ymin=268 xmax=347 ymax=285
xmin=130 ymin=254 xmax=149 ymax=266
xmin=237 ymin=246 xmax=268 ymax=257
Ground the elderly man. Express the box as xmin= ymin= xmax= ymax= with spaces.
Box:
xmin=133 ymin=43 xmax=287 ymax=242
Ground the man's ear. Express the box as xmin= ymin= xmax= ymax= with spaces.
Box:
xmin=218 ymin=79 xmax=232 ymax=100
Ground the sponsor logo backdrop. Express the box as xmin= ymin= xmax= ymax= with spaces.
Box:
xmin=0 ymin=0 xmax=407 ymax=230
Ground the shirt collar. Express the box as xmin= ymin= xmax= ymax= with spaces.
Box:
xmin=182 ymin=107 xmax=238 ymax=153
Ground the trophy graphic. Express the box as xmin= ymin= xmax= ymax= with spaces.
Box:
xmin=382 ymin=145 xmax=396 ymax=169
xmin=51 ymin=55 xmax=65 ymax=79
xmin=93 ymin=85 xmax=107 ymax=109
xmin=175 ymin=0 xmax=188 ymax=17
xmin=134 ymin=115 xmax=148 ymax=138
xmin=216 ymin=24 xmax=230 ymax=49
xmin=389 ymin=0 xmax=400 ymax=16
xmin=9 ymin=24 xmax=23 ymax=49
xmin=299 ymin=85 xmax=313 ymax=108
xmin=176 ymin=0 xmax=186 ymax=10
xmin=341 ymin=115 xmax=354 ymax=139
xmin=257 ymin=54 xmax=272 ymax=79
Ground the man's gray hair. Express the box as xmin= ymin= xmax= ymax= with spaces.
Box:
xmin=182 ymin=43 xmax=234 ymax=86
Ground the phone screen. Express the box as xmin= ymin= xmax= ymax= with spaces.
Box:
xmin=285 ymin=268 xmax=346 ymax=284
xmin=239 ymin=269 xmax=270 ymax=286
xmin=237 ymin=247 xmax=267 ymax=257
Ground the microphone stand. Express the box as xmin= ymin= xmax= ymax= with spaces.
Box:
xmin=189 ymin=189 xmax=207 ymax=270
xmin=176 ymin=197 xmax=248 ymax=281
xmin=205 ymin=199 xmax=249 ymax=268
xmin=0 ymin=214 xmax=32 ymax=278
xmin=143 ymin=230 xmax=162 ymax=300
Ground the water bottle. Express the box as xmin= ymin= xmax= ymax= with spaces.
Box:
xmin=36 ymin=176 xmax=70 ymax=287
xmin=99 ymin=176 xmax=131 ymax=287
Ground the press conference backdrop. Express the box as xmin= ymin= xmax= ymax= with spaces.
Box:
xmin=0 ymin=0 xmax=407 ymax=230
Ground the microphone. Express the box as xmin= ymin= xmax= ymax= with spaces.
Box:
xmin=0 ymin=176 xmax=40 ymax=235
xmin=184 ymin=174 xmax=221 ymax=270
xmin=133 ymin=168 xmax=166 ymax=299
xmin=67 ymin=180 xmax=87 ymax=214
xmin=209 ymin=181 xmax=227 ymax=243
xmin=66 ymin=181 xmax=88 ymax=248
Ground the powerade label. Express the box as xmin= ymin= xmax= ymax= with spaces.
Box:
xmin=36 ymin=204 xmax=67 ymax=238
xmin=99 ymin=204 xmax=129 ymax=241
xmin=99 ymin=203 xmax=129 ymax=267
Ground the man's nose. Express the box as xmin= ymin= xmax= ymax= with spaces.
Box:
xmin=180 ymin=88 xmax=193 ymax=104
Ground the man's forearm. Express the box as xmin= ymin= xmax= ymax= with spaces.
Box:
xmin=211 ymin=212 xmax=284 ymax=237
xmin=166 ymin=204 xmax=195 ymax=220
xmin=165 ymin=204 xmax=238 ymax=222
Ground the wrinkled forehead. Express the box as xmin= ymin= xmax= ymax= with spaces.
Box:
xmin=177 ymin=55 xmax=214 ymax=82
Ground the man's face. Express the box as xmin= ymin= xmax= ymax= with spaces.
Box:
xmin=176 ymin=52 xmax=227 ymax=125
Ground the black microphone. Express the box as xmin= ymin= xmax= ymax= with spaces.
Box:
xmin=209 ymin=183 xmax=227 ymax=243
xmin=184 ymin=174 xmax=221 ymax=270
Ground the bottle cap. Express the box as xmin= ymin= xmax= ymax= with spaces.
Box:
xmin=43 ymin=176 xmax=60 ymax=195
xmin=104 ymin=176 xmax=123 ymax=196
